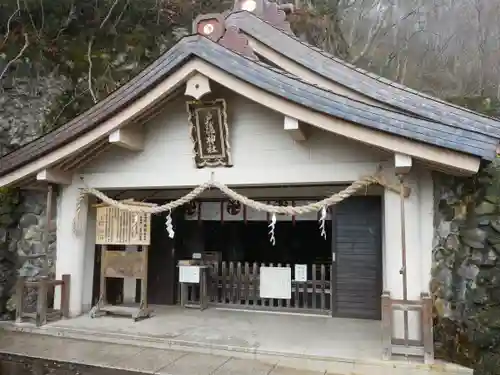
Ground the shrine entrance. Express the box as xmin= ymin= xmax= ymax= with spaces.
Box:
xmin=91 ymin=189 xmax=383 ymax=320
xmin=171 ymin=195 xmax=382 ymax=319
xmin=179 ymin=209 xmax=334 ymax=315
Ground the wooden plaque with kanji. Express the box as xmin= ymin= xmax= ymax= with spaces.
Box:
xmin=94 ymin=200 xmax=155 ymax=245
xmin=186 ymin=99 xmax=232 ymax=168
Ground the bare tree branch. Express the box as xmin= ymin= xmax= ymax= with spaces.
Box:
xmin=49 ymin=87 xmax=89 ymax=127
xmin=100 ymin=0 xmax=121 ymax=29
xmin=22 ymin=0 xmax=40 ymax=38
xmin=54 ymin=2 xmax=75 ymax=41
xmin=0 ymin=33 xmax=29 ymax=82
xmin=86 ymin=39 xmax=98 ymax=104
xmin=350 ymin=1 xmax=391 ymax=64
xmin=1 ymin=0 xmax=22 ymax=48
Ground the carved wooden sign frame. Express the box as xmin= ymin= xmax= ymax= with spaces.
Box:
xmin=186 ymin=99 xmax=232 ymax=168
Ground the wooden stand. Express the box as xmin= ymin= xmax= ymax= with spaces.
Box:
xmin=90 ymin=245 xmax=151 ymax=321
xmin=179 ymin=263 xmax=210 ymax=310
xmin=91 ymin=200 xmax=155 ymax=321
xmin=15 ymin=275 xmax=70 ymax=327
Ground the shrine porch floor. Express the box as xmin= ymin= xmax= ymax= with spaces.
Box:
xmin=0 ymin=306 xmax=471 ymax=375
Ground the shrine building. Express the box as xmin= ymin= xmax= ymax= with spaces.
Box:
xmin=1 ymin=1 xmax=499 ymax=374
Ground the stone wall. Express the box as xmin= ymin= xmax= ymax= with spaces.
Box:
xmin=0 ymin=191 xmax=56 ymax=320
xmin=0 ymin=74 xmax=64 ymax=320
xmin=432 ymin=161 xmax=500 ymax=374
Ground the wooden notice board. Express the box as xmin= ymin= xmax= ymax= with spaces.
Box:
xmin=95 ymin=200 xmax=155 ymax=246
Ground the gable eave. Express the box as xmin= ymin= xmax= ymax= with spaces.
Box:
xmin=0 ymin=36 xmax=486 ymax=187
xmin=226 ymin=11 xmax=500 ymax=139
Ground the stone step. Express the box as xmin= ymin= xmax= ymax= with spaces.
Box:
xmin=0 ymin=322 xmax=472 ymax=375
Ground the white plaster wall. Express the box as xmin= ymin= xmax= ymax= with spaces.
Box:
xmin=81 ymin=92 xmax=389 ymax=189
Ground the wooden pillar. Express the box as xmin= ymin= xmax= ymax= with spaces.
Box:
xmin=381 ymin=291 xmax=392 ymax=360
xmin=36 ymin=279 xmax=48 ymax=327
xmin=330 ymin=206 xmax=337 ymax=317
xmin=421 ymin=292 xmax=434 ymax=364
xmin=15 ymin=276 xmax=26 ymax=323
xmin=61 ymin=274 xmax=71 ymax=318
xmin=42 ymin=184 xmax=54 ymax=277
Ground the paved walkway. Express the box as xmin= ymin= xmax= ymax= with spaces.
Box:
xmin=0 ymin=331 xmax=329 ymax=375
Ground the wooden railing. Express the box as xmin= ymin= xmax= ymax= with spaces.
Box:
xmin=208 ymin=262 xmax=332 ymax=315
xmin=15 ymin=274 xmax=70 ymax=327
xmin=381 ymin=291 xmax=434 ymax=363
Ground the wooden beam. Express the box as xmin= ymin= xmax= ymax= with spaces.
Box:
xmin=394 ymin=153 xmax=412 ymax=174
xmin=36 ymin=168 xmax=72 ymax=185
xmin=284 ymin=116 xmax=308 ymax=141
xmin=108 ymin=127 xmax=144 ymax=151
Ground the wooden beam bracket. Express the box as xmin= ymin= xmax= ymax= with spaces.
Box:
xmin=394 ymin=153 xmax=412 ymax=175
xmin=108 ymin=127 xmax=144 ymax=151
xmin=284 ymin=116 xmax=308 ymax=141
xmin=36 ymin=168 xmax=72 ymax=185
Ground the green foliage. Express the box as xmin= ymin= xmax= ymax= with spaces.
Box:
xmin=0 ymin=0 xmax=234 ymax=131
xmin=1 ymin=0 xmax=349 ymax=133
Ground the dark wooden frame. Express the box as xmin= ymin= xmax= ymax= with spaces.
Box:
xmin=15 ymin=275 xmax=70 ymax=327
xmin=381 ymin=291 xmax=434 ymax=363
xmin=186 ymin=99 xmax=232 ymax=168
xmin=207 ymin=261 xmax=333 ymax=315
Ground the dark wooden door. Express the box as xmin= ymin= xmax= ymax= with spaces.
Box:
xmin=333 ymin=196 xmax=382 ymax=320
xmin=147 ymin=212 xmax=177 ymax=305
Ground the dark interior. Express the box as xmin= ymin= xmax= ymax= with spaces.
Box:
xmin=180 ymin=220 xmax=332 ymax=264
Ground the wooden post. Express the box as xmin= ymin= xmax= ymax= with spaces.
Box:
xmin=61 ymin=274 xmax=71 ymax=318
xmin=330 ymin=206 xmax=337 ymax=317
xmin=421 ymin=292 xmax=434 ymax=364
xmin=99 ymin=245 xmax=107 ymax=304
xmin=42 ymin=184 xmax=53 ymax=277
xmin=36 ymin=278 xmax=48 ymax=327
xmin=141 ymin=245 xmax=149 ymax=309
xmin=381 ymin=291 xmax=392 ymax=360
xmin=200 ymin=267 xmax=208 ymax=310
xmin=15 ymin=276 xmax=26 ymax=323
xmin=398 ymin=174 xmax=410 ymax=348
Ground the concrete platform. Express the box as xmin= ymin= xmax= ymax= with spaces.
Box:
xmin=0 ymin=306 xmax=472 ymax=375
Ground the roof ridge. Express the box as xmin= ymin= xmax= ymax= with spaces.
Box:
xmin=211 ymin=39 xmax=493 ymax=145
xmin=226 ymin=11 xmax=500 ymax=134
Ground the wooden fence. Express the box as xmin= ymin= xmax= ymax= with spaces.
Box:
xmin=15 ymin=275 xmax=70 ymax=327
xmin=207 ymin=262 xmax=333 ymax=315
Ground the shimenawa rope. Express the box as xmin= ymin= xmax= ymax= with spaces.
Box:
xmin=73 ymin=170 xmax=404 ymax=243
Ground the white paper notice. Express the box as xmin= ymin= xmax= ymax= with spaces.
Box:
xmin=179 ymin=266 xmax=200 ymax=283
xmin=294 ymin=264 xmax=308 ymax=282
xmin=259 ymin=266 xmax=291 ymax=299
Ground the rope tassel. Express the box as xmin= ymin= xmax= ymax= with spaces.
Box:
xmin=268 ymin=213 xmax=276 ymax=246
xmin=165 ymin=210 xmax=175 ymax=239
xmin=319 ymin=206 xmax=327 ymax=239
